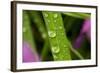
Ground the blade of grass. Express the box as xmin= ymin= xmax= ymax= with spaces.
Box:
xmin=42 ymin=11 xmax=71 ymax=61
xmin=63 ymin=13 xmax=84 ymax=59
xmin=41 ymin=39 xmax=50 ymax=60
xmin=27 ymin=11 xmax=50 ymax=61
xmin=70 ymin=45 xmax=84 ymax=59
xmin=27 ymin=11 xmax=47 ymax=39
xmin=63 ymin=12 xmax=90 ymax=19
xmin=23 ymin=10 xmax=36 ymax=51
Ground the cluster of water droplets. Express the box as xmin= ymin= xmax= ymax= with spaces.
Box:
xmin=44 ymin=12 xmax=70 ymax=60
xmin=53 ymin=13 xmax=58 ymax=23
xmin=52 ymin=46 xmax=60 ymax=60
xmin=40 ymin=24 xmax=46 ymax=39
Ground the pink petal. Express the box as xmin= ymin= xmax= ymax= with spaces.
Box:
xmin=23 ymin=41 xmax=40 ymax=62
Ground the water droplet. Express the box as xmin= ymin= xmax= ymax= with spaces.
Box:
xmin=42 ymin=33 xmax=46 ymax=39
xmin=64 ymin=45 xmax=68 ymax=48
xmin=52 ymin=46 xmax=60 ymax=54
xmin=54 ymin=14 xmax=58 ymax=18
xmin=54 ymin=20 xmax=56 ymax=22
xmin=53 ymin=55 xmax=58 ymax=59
xmin=59 ymin=26 xmax=62 ymax=29
xmin=61 ymin=33 xmax=64 ymax=35
xmin=48 ymin=31 xmax=56 ymax=38
xmin=64 ymin=45 xmax=66 ymax=47
xmin=44 ymin=13 xmax=48 ymax=17
xmin=23 ymin=27 xmax=27 ymax=32
xmin=48 ymin=20 xmax=50 ymax=23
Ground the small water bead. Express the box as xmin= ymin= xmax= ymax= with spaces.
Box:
xmin=54 ymin=14 xmax=58 ymax=18
xmin=44 ymin=13 xmax=48 ymax=17
xmin=53 ymin=55 xmax=58 ymax=59
xmin=64 ymin=45 xmax=66 ymax=47
xmin=59 ymin=26 xmax=62 ymax=29
xmin=48 ymin=31 xmax=56 ymax=38
xmin=61 ymin=33 xmax=64 ymax=36
xmin=52 ymin=46 xmax=60 ymax=54
xmin=23 ymin=27 xmax=27 ymax=32
xmin=54 ymin=20 xmax=57 ymax=23
xmin=47 ymin=20 xmax=50 ymax=23
xmin=64 ymin=45 xmax=68 ymax=48
xmin=42 ymin=33 xmax=46 ymax=39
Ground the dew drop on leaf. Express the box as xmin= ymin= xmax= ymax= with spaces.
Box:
xmin=59 ymin=26 xmax=62 ymax=29
xmin=42 ymin=33 xmax=46 ymax=39
xmin=64 ymin=45 xmax=68 ymax=48
xmin=52 ymin=46 xmax=60 ymax=54
xmin=64 ymin=45 xmax=66 ymax=47
xmin=47 ymin=20 xmax=50 ymax=23
xmin=54 ymin=13 xmax=58 ymax=18
xmin=48 ymin=31 xmax=56 ymax=38
xmin=53 ymin=55 xmax=58 ymax=59
xmin=44 ymin=13 xmax=48 ymax=17
xmin=61 ymin=33 xmax=64 ymax=35
xmin=54 ymin=20 xmax=56 ymax=22
xmin=23 ymin=27 xmax=27 ymax=32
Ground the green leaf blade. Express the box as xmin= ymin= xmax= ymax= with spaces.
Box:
xmin=42 ymin=11 xmax=71 ymax=61
xmin=23 ymin=10 xmax=36 ymax=50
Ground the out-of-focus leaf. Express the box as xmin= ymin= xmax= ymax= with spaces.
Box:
xmin=63 ymin=12 xmax=90 ymax=19
xmin=23 ymin=10 xmax=36 ymax=51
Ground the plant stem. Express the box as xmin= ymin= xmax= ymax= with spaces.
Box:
xmin=42 ymin=11 xmax=71 ymax=61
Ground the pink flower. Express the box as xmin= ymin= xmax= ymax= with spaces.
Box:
xmin=23 ymin=41 xmax=40 ymax=62
xmin=73 ymin=18 xmax=91 ymax=49
xmin=81 ymin=19 xmax=91 ymax=40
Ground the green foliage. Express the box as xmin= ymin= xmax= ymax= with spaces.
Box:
xmin=23 ymin=11 xmax=36 ymax=50
xmin=27 ymin=11 xmax=47 ymax=39
xmin=27 ymin=11 xmax=50 ymax=60
xmin=63 ymin=12 xmax=90 ymax=19
xmin=23 ymin=10 xmax=91 ymax=61
xmin=42 ymin=11 xmax=71 ymax=60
